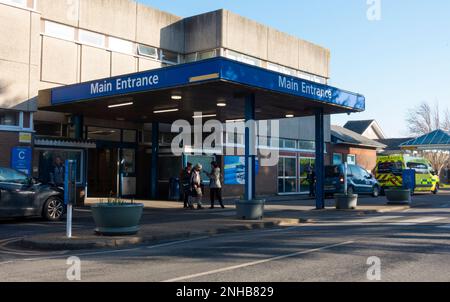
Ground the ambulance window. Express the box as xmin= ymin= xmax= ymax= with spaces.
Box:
xmin=407 ymin=162 xmax=428 ymax=172
xmin=378 ymin=161 xmax=402 ymax=173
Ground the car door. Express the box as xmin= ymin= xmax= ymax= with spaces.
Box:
xmin=348 ymin=165 xmax=363 ymax=193
xmin=0 ymin=168 xmax=35 ymax=217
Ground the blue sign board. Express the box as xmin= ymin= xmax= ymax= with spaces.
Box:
xmin=224 ymin=156 xmax=259 ymax=185
xmin=50 ymin=57 xmax=365 ymax=112
xmin=11 ymin=147 xmax=32 ymax=175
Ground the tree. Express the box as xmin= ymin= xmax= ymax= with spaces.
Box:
xmin=405 ymin=102 xmax=450 ymax=177
xmin=406 ymin=102 xmax=450 ymax=136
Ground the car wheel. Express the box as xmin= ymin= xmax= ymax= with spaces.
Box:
xmin=372 ymin=186 xmax=380 ymax=198
xmin=43 ymin=197 xmax=65 ymax=221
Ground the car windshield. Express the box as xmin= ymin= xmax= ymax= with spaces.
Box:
xmin=0 ymin=168 xmax=29 ymax=184
xmin=325 ymin=166 xmax=342 ymax=177
xmin=377 ymin=161 xmax=403 ymax=174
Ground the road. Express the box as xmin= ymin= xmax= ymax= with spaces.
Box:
xmin=0 ymin=194 xmax=450 ymax=282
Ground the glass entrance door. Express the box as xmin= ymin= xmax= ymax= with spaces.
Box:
xmin=299 ymin=157 xmax=316 ymax=194
xmin=278 ymin=157 xmax=297 ymax=193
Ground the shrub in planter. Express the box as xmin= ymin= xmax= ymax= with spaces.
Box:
xmin=91 ymin=197 xmax=144 ymax=236
xmin=235 ymin=199 xmax=265 ymax=220
xmin=335 ymin=193 xmax=358 ymax=210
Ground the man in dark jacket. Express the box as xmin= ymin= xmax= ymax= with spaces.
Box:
xmin=307 ymin=165 xmax=316 ymax=198
xmin=181 ymin=163 xmax=193 ymax=209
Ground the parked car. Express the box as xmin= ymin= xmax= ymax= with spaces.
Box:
xmin=325 ymin=164 xmax=381 ymax=197
xmin=0 ymin=167 xmax=65 ymax=221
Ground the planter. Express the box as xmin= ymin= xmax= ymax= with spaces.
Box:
xmin=91 ymin=203 xmax=144 ymax=236
xmin=385 ymin=189 xmax=411 ymax=205
xmin=235 ymin=199 xmax=265 ymax=220
xmin=335 ymin=194 xmax=358 ymax=210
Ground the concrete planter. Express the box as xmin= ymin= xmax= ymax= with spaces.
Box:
xmin=91 ymin=203 xmax=144 ymax=236
xmin=235 ymin=199 xmax=265 ymax=220
xmin=385 ymin=189 xmax=411 ymax=205
xmin=335 ymin=194 xmax=358 ymax=210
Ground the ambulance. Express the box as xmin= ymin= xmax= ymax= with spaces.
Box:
xmin=374 ymin=155 xmax=440 ymax=194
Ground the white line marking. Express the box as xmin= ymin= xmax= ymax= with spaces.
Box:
xmin=162 ymin=241 xmax=355 ymax=282
xmin=389 ymin=217 xmax=446 ymax=226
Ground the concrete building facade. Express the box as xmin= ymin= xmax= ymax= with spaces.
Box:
xmin=0 ymin=0 xmax=334 ymax=200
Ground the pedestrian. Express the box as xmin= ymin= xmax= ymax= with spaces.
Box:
xmin=180 ymin=162 xmax=193 ymax=209
xmin=50 ymin=156 xmax=65 ymax=186
xmin=191 ymin=163 xmax=204 ymax=210
xmin=207 ymin=161 xmax=225 ymax=209
xmin=307 ymin=165 xmax=316 ymax=198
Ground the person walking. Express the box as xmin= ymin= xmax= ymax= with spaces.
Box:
xmin=307 ymin=165 xmax=316 ymax=198
xmin=180 ymin=162 xmax=193 ymax=209
xmin=207 ymin=161 xmax=225 ymax=209
xmin=191 ymin=164 xmax=204 ymax=210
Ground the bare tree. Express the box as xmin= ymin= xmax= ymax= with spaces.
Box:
xmin=405 ymin=102 xmax=450 ymax=136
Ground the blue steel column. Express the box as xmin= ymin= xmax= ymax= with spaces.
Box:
xmin=151 ymin=122 xmax=159 ymax=200
xmin=245 ymin=94 xmax=256 ymax=201
xmin=315 ymin=108 xmax=325 ymax=209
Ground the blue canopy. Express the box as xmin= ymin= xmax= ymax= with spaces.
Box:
xmin=401 ymin=129 xmax=450 ymax=149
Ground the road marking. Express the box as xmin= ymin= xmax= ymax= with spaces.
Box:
xmin=17 ymin=236 xmax=210 ymax=263
xmin=162 ymin=241 xmax=355 ymax=282
xmin=389 ymin=217 xmax=447 ymax=226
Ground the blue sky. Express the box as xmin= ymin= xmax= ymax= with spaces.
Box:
xmin=140 ymin=0 xmax=450 ymax=138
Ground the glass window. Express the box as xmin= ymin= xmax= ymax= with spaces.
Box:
xmin=282 ymin=139 xmax=297 ymax=149
xmin=347 ymin=154 xmax=356 ymax=165
xmin=78 ymin=30 xmax=105 ymax=48
xmin=137 ymin=44 xmax=158 ymax=59
xmin=33 ymin=150 xmax=83 ymax=184
xmin=123 ymin=130 xmax=137 ymax=143
xmin=44 ymin=21 xmax=75 ymax=41
xmin=333 ymin=153 xmax=343 ymax=165
xmin=198 ymin=50 xmax=217 ymax=60
xmin=0 ymin=110 xmax=19 ymax=126
xmin=184 ymin=53 xmax=197 ymax=63
xmin=121 ymin=149 xmax=135 ymax=174
xmin=3 ymin=0 xmax=28 ymax=8
xmin=278 ymin=157 xmax=298 ymax=193
xmin=0 ymin=168 xmax=28 ymax=184
xmin=109 ymin=37 xmax=134 ymax=54
xmin=377 ymin=161 xmax=403 ymax=174
xmin=184 ymin=155 xmax=215 ymax=183
xmin=298 ymin=140 xmax=315 ymax=151
xmin=160 ymin=50 xmax=179 ymax=64
xmin=87 ymin=127 xmax=121 ymax=142
xmin=226 ymin=50 xmax=261 ymax=67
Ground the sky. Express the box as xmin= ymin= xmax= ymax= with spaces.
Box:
xmin=140 ymin=0 xmax=450 ymax=138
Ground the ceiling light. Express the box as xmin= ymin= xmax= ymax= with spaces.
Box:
xmin=217 ymin=102 xmax=227 ymax=107
xmin=154 ymin=108 xmax=179 ymax=114
xmin=108 ymin=102 xmax=133 ymax=109
xmin=286 ymin=114 xmax=295 ymax=118
xmin=171 ymin=95 xmax=182 ymax=100
xmin=226 ymin=119 xmax=245 ymax=123
xmin=193 ymin=114 xmax=217 ymax=119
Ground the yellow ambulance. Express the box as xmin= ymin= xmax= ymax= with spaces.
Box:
xmin=375 ymin=155 xmax=440 ymax=194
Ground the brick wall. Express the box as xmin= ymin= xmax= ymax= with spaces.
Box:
xmin=330 ymin=144 xmax=378 ymax=172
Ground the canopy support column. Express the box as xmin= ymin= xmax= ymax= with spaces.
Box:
xmin=315 ymin=108 xmax=325 ymax=209
xmin=151 ymin=122 xmax=159 ymax=200
xmin=245 ymin=94 xmax=256 ymax=201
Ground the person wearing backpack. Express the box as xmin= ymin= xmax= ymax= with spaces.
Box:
xmin=207 ymin=161 xmax=225 ymax=209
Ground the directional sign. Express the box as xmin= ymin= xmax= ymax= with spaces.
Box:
xmin=11 ymin=146 xmax=32 ymax=175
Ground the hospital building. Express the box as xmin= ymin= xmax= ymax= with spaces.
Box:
xmin=0 ymin=0 xmax=365 ymax=204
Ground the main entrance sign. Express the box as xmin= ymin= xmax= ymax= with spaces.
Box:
xmin=50 ymin=57 xmax=365 ymax=111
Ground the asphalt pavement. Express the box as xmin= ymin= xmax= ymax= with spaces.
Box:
xmin=0 ymin=192 xmax=449 ymax=282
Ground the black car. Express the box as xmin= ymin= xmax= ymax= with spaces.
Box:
xmin=0 ymin=167 xmax=65 ymax=221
